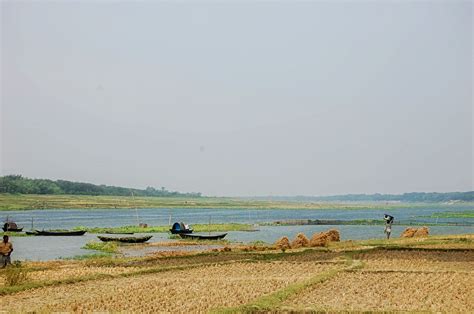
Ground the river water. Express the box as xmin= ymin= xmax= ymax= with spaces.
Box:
xmin=3 ymin=204 xmax=473 ymax=261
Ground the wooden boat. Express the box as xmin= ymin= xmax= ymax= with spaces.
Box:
xmin=169 ymin=222 xmax=193 ymax=234
xmin=32 ymin=230 xmax=86 ymax=236
xmin=97 ymin=235 xmax=153 ymax=243
xmin=3 ymin=222 xmax=23 ymax=232
xmin=179 ymin=233 xmax=227 ymax=240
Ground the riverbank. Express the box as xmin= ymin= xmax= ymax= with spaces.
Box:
xmin=2 ymin=193 xmax=471 ymax=211
xmin=267 ymin=218 xmax=474 ymax=226
xmin=0 ymin=234 xmax=472 ymax=312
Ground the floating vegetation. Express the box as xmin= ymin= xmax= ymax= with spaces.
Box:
xmin=82 ymin=241 xmax=119 ymax=253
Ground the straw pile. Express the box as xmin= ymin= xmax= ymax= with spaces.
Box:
xmin=414 ymin=227 xmax=429 ymax=237
xmin=310 ymin=229 xmax=340 ymax=247
xmin=326 ymin=229 xmax=340 ymax=242
xmin=275 ymin=236 xmax=291 ymax=251
xmin=401 ymin=227 xmax=429 ymax=238
xmin=291 ymin=233 xmax=310 ymax=248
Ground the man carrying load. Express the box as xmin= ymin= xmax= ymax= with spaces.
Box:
xmin=0 ymin=235 xmax=13 ymax=268
xmin=384 ymin=214 xmax=394 ymax=239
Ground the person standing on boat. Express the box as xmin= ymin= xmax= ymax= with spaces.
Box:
xmin=0 ymin=235 xmax=13 ymax=268
xmin=384 ymin=214 xmax=394 ymax=239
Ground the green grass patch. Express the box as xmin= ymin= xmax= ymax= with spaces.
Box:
xmin=1 ymin=232 xmax=32 ymax=237
xmin=82 ymin=241 xmax=119 ymax=253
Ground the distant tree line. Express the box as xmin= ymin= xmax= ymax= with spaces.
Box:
xmin=0 ymin=175 xmax=202 ymax=197
xmin=250 ymin=192 xmax=474 ymax=203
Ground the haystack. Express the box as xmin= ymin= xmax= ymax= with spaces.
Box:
xmin=310 ymin=232 xmax=329 ymax=247
xmin=309 ymin=229 xmax=340 ymax=247
xmin=401 ymin=227 xmax=430 ymax=238
xmin=291 ymin=233 xmax=310 ymax=248
xmin=326 ymin=229 xmax=340 ymax=242
xmin=275 ymin=236 xmax=291 ymax=251
xmin=414 ymin=226 xmax=429 ymax=237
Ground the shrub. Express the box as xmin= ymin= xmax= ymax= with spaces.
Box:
xmin=2 ymin=261 xmax=29 ymax=286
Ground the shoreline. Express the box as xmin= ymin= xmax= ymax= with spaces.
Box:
xmin=1 ymin=193 xmax=473 ymax=211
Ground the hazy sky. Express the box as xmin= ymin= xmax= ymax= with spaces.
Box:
xmin=1 ymin=1 xmax=472 ymax=196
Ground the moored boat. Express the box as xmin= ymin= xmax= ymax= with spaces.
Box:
xmin=170 ymin=222 xmax=193 ymax=234
xmin=179 ymin=233 xmax=227 ymax=240
xmin=3 ymin=222 xmax=23 ymax=232
xmin=32 ymin=230 xmax=86 ymax=236
xmin=97 ymin=235 xmax=153 ymax=243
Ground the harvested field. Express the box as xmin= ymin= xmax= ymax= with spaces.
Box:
xmin=1 ymin=234 xmax=472 ymax=312
xmin=1 ymin=261 xmax=341 ymax=313
xmin=283 ymin=271 xmax=474 ymax=312
xmin=355 ymin=249 xmax=474 ymax=272
xmin=0 ymin=264 xmax=144 ymax=287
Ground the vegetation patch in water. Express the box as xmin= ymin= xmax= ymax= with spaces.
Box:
xmin=74 ymin=223 xmax=255 ymax=234
xmin=422 ymin=211 xmax=474 ymax=219
xmin=82 ymin=241 xmax=119 ymax=253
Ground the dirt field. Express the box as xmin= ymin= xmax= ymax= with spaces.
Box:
xmin=0 ymin=235 xmax=473 ymax=313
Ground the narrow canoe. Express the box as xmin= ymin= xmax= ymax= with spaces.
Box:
xmin=97 ymin=235 xmax=153 ymax=243
xmin=33 ymin=230 xmax=86 ymax=236
xmin=179 ymin=233 xmax=227 ymax=240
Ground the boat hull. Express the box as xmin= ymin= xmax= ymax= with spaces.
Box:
xmin=179 ymin=233 xmax=227 ymax=240
xmin=33 ymin=230 xmax=86 ymax=236
xmin=98 ymin=235 xmax=153 ymax=243
xmin=2 ymin=227 xmax=23 ymax=232
xmin=169 ymin=229 xmax=193 ymax=234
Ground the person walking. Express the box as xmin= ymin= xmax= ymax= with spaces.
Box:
xmin=384 ymin=214 xmax=394 ymax=239
xmin=0 ymin=235 xmax=13 ymax=268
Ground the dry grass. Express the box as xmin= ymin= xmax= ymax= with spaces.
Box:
xmin=283 ymin=271 xmax=474 ymax=312
xmin=1 ymin=262 xmax=340 ymax=313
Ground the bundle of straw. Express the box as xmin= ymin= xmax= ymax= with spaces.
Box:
xmin=275 ymin=236 xmax=291 ymax=251
xmin=310 ymin=232 xmax=328 ymax=247
xmin=401 ymin=227 xmax=418 ymax=238
xmin=310 ymin=229 xmax=341 ymax=247
xmin=291 ymin=233 xmax=310 ymax=248
xmin=414 ymin=226 xmax=429 ymax=237
xmin=326 ymin=229 xmax=340 ymax=242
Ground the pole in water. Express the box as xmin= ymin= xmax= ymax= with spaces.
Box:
xmin=131 ymin=191 xmax=140 ymax=226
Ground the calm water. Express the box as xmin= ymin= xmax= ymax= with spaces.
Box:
xmin=4 ymin=205 xmax=473 ymax=261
